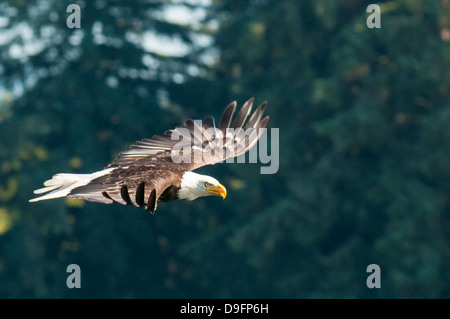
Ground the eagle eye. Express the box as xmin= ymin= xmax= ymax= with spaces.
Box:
xmin=204 ymin=182 xmax=212 ymax=187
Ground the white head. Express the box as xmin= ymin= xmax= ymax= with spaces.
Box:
xmin=178 ymin=171 xmax=227 ymax=201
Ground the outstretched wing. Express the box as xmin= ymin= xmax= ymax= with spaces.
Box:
xmin=108 ymin=97 xmax=269 ymax=171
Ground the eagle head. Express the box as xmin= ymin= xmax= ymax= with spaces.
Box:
xmin=178 ymin=171 xmax=227 ymax=201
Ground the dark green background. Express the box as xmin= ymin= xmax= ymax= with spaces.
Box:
xmin=0 ymin=0 xmax=449 ymax=298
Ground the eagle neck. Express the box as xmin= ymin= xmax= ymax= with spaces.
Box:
xmin=178 ymin=171 xmax=205 ymax=201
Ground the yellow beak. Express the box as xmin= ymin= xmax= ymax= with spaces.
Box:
xmin=206 ymin=184 xmax=227 ymax=199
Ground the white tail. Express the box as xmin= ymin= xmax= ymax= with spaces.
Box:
xmin=29 ymin=168 xmax=115 ymax=202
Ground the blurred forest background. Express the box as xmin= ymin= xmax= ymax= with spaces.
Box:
xmin=0 ymin=0 xmax=449 ymax=298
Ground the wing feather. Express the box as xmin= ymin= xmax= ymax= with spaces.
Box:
xmin=245 ymin=101 xmax=267 ymax=129
xmin=218 ymin=101 xmax=237 ymax=132
xmin=106 ymin=97 xmax=268 ymax=172
xmin=203 ymin=116 xmax=215 ymax=129
xmin=191 ymin=98 xmax=269 ymax=168
xmin=231 ymin=97 xmax=254 ymax=129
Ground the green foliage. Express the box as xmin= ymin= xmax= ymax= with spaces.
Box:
xmin=0 ymin=0 xmax=449 ymax=298
xmin=201 ymin=0 xmax=450 ymax=298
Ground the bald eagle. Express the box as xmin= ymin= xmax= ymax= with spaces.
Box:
xmin=30 ymin=98 xmax=269 ymax=213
